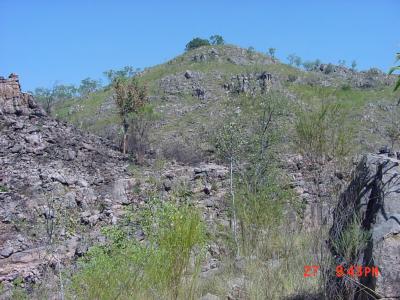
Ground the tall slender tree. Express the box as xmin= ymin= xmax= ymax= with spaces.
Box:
xmin=113 ymin=77 xmax=148 ymax=154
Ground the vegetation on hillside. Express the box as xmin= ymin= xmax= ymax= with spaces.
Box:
xmin=70 ymin=200 xmax=206 ymax=299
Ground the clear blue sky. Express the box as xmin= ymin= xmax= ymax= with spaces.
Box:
xmin=1 ymin=0 xmax=399 ymax=91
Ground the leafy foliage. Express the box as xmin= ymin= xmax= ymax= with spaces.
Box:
xmin=126 ymin=104 xmax=159 ymax=161
xmin=351 ymin=60 xmax=357 ymax=71
xmin=70 ymin=200 xmax=206 ymax=299
xmin=294 ymin=101 xmax=353 ymax=163
xmin=385 ymin=107 xmax=400 ymax=149
xmin=302 ymin=60 xmax=318 ymax=71
xmin=331 ymin=216 xmax=370 ymax=263
xmin=389 ymin=52 xmax=400 ymax=91
xmin=78 ymin=77 xmax=101 ymax=98
xmin=209 ymin=35 xmax=225 ymax=45
xmin=287 ymin=53 xmax=301 ymax=66
xmin=338 ymin=59 xmax=346 ymax=67
xmin=185 ymin=37 xmax=210 ymax=51
xmin=103 ymin=66 xmax=140 ymax=83
xmin=268 ymin=47 xmax=276 ymax=59
xmin=32 ymin=87 xmax=54 ymax=114
xmin=112 ymin=76 xmax=148 ymax=154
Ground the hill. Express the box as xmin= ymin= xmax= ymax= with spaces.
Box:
xmin=1 ymin=44 xmax=400 ymax=299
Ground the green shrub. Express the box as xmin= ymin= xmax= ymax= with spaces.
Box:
xmin=386 ymin=109 xmax=400 ymax=149
xmin=324 ymin=63 xmax=335 ymax=74
xmin=294 ymin=101 xmax=353 ymax=163
xmin=341 ymin=84 xmax=351 ymax=91
xmin=70 ymin=200 xmax=207 ymax=299
xmin=236 ymin=176 xmax=290 ymax=254
xmin=247 ymin=46 xmax=255 ymax=58
xmin=367 ymin=67 xmax=381 ymax=76
xmin=288 ymin=74 xmax=298 ymax=82
xmin=331 ymin=216 xmax=370 ymax=263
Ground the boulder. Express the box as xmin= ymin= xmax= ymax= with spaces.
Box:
xmin=184 ymin=70 xmax=193 ymax=79
xmin=329 ymin=154 xmax=400 ymax=299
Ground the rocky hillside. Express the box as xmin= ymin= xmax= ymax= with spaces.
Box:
xmin=54 ymin=45 xmax=397 ymax=156
xmin=1 ymin=45 xmax=400 ymax=299
xmin=0 ymin=74 xmax=234 ymax=298
xmin=0 ymin=74 xmax=134 ymax=284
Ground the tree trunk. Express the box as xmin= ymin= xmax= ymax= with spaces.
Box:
xmin=123 ymin=133 xmax=127 ymax=154
xmin=230 ymin=157 xmax=239 ymax=257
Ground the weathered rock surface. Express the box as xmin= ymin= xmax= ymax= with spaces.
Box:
xmin=0 ymin=74 xmax=132 ymax=284
xmin=0 ymin=75 xmax=231 ymax=291
xmin=329 ymin=154 xmax=400 ymax=299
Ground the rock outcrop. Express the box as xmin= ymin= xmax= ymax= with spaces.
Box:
xmin=0 ymin=74 xmax=133 ymax=286
xmin=0 ymin=74 xmax=231 ymax=294
xmin=329 ymin=154 xmax=400 ymax=299
xmin=0 ymin=74 xmax=45 ymax=116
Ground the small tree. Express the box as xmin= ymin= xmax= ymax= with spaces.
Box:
xmin=127 ymin=104 xmax=159 ymax=163
xmin=52 ymin=84 xmax=77 ymax=101
xmin=104 ymin=66 xmax=139 ymax=84
xmin=33 ymin=87 xmax=54 ymax=114
xmin=247 ymin=46 xmax=255 ymax=59
xmin=338 ymin=59 xmax=346 ymax=67
xmin=113 ymin=77 xmax=148 ymax=154
xmin=78 ymin=77 xmax=101 ymax=98
xmin=351 ymin=60 xmax=357 ymax=71
xmin=268 ymin=47 xmax=276 ymax=59
xmin=302 ymin=60 xmax=316 ymax=71
xmin=287 ymin=53 xmax=297 ymax=66
xmin=215 ymin=117 xmax=245 ymax=256
xmin=185 ymin=37 xmax=210 ymax=51
xmin=209 ymin=35 xmax=224 ymax=45
xmin=294 ymin=56 xmax=302 ymax=67
xmin=389 ymin=52 xmax=400 ymax=91
xmin=386 ymin=108 xmax=400 ymax=149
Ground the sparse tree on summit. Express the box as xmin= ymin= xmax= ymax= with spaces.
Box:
xmin=209 ymin=35 xmax=225 ymax=45
xmin=294 ymin=56 xmax=302 ymax=67
xmin=351 ymin=60 xmax=357 ymax=71
xmin=287 ymin=53 xmax=297 ymax=66
xmin=268 ymin=47 xmax=276 ymax=59
xmin=185 ymin=37 xmax=210 ymax=51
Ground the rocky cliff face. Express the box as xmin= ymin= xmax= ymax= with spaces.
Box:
xmin=0 ymin=74 xmax=133 ymax=286
xmin=0 ymin=74 xmax=231 ymax=294
xmin=329 ymin=154 xmax=400 ymax=299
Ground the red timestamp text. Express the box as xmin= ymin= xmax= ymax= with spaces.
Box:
xmin=303 ymin=265 xmax=380 ymax=278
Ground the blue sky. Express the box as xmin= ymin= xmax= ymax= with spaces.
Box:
xmin=1 ymin=0 xmax=399 ymax=91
